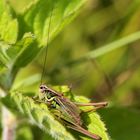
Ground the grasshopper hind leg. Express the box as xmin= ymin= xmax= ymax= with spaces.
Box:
xmin=58 ymin=117 xmax=101 ymax=140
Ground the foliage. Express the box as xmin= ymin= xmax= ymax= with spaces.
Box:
xmin=0 ymin=0 xmax=86 ymax=89
xmin=0 ymin=0 xmax=108 ymax=140
xmin=1 ymin=86 xmax=109 ymax=140
xmin=1 ymin=0 xmax=140 ymax=140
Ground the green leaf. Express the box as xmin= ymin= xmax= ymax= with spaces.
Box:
xmin=0 ymin=0 xmax=86 ymax=90
xmin=0 ymin=8 xmax=18 ymax=44
xmin=0 ymin=60 xmax=7 ymax=72
xmin=10 ymin=92 xmax=76 ymax=140
xmin=1 ymin=86 xmax=109 ymax=140
xmin=23 ymin=0 xmax=86 ymax=46
xmin=0 ymin=2 xmax=18 ymax=71
xmin=0 ymin=33 xmax=38 ymax=89
xmin=8 ymin=33 xmax=38 ymax=79
xmin=11 ymin=73 xmax=40 ymax=90
xmin=99 ymin=107 xmax=140 ymax=140
xmin=74 ymin=96 xmax=109 ymax=140
xmin=0 ymin=1 xmax=18 ymax=72
xmin=0 ymin=40 xmax=10 ymax=71
xmin=3 ymin=19 xmax=18 ymax=43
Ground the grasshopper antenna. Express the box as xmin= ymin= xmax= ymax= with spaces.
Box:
xmin=40 ymin=4 xmax=54 ymax=84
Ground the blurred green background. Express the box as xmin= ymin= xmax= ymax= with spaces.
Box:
xmin=1 ymin=0 xmax=140 ymax=140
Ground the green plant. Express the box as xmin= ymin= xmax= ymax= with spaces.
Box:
xmin=1 ymin=1 xmax=140 ymax=140
xmin=0 ymin=0 xmax=109 ymax=140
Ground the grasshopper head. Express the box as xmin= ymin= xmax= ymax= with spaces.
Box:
xmin=39 ymin=84 xmax=48 ymax=94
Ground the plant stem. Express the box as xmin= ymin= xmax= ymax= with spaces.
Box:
xmin=2 ymin=106 xmax=16 ymax=140
xmin=64 ymin=31 xmax=140 ymax=67
xmin=1 ymin=89 xmax=16 ymax=140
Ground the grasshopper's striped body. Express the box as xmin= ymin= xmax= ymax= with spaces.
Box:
xmin=38 ymin=84 xmax=108 ymax=140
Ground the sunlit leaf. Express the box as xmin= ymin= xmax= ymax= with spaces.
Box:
xmin=23 ymin=0 xmax=86 ymax=46
xmin=0 ymin=9 xmax=18 ymax=44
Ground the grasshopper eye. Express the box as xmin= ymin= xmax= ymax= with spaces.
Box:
xmin=40 ymin=86 xmax=44 ymax=89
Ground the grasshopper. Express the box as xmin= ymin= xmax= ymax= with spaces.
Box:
xmin=33 ymin=84 xmax=107 ymax=140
